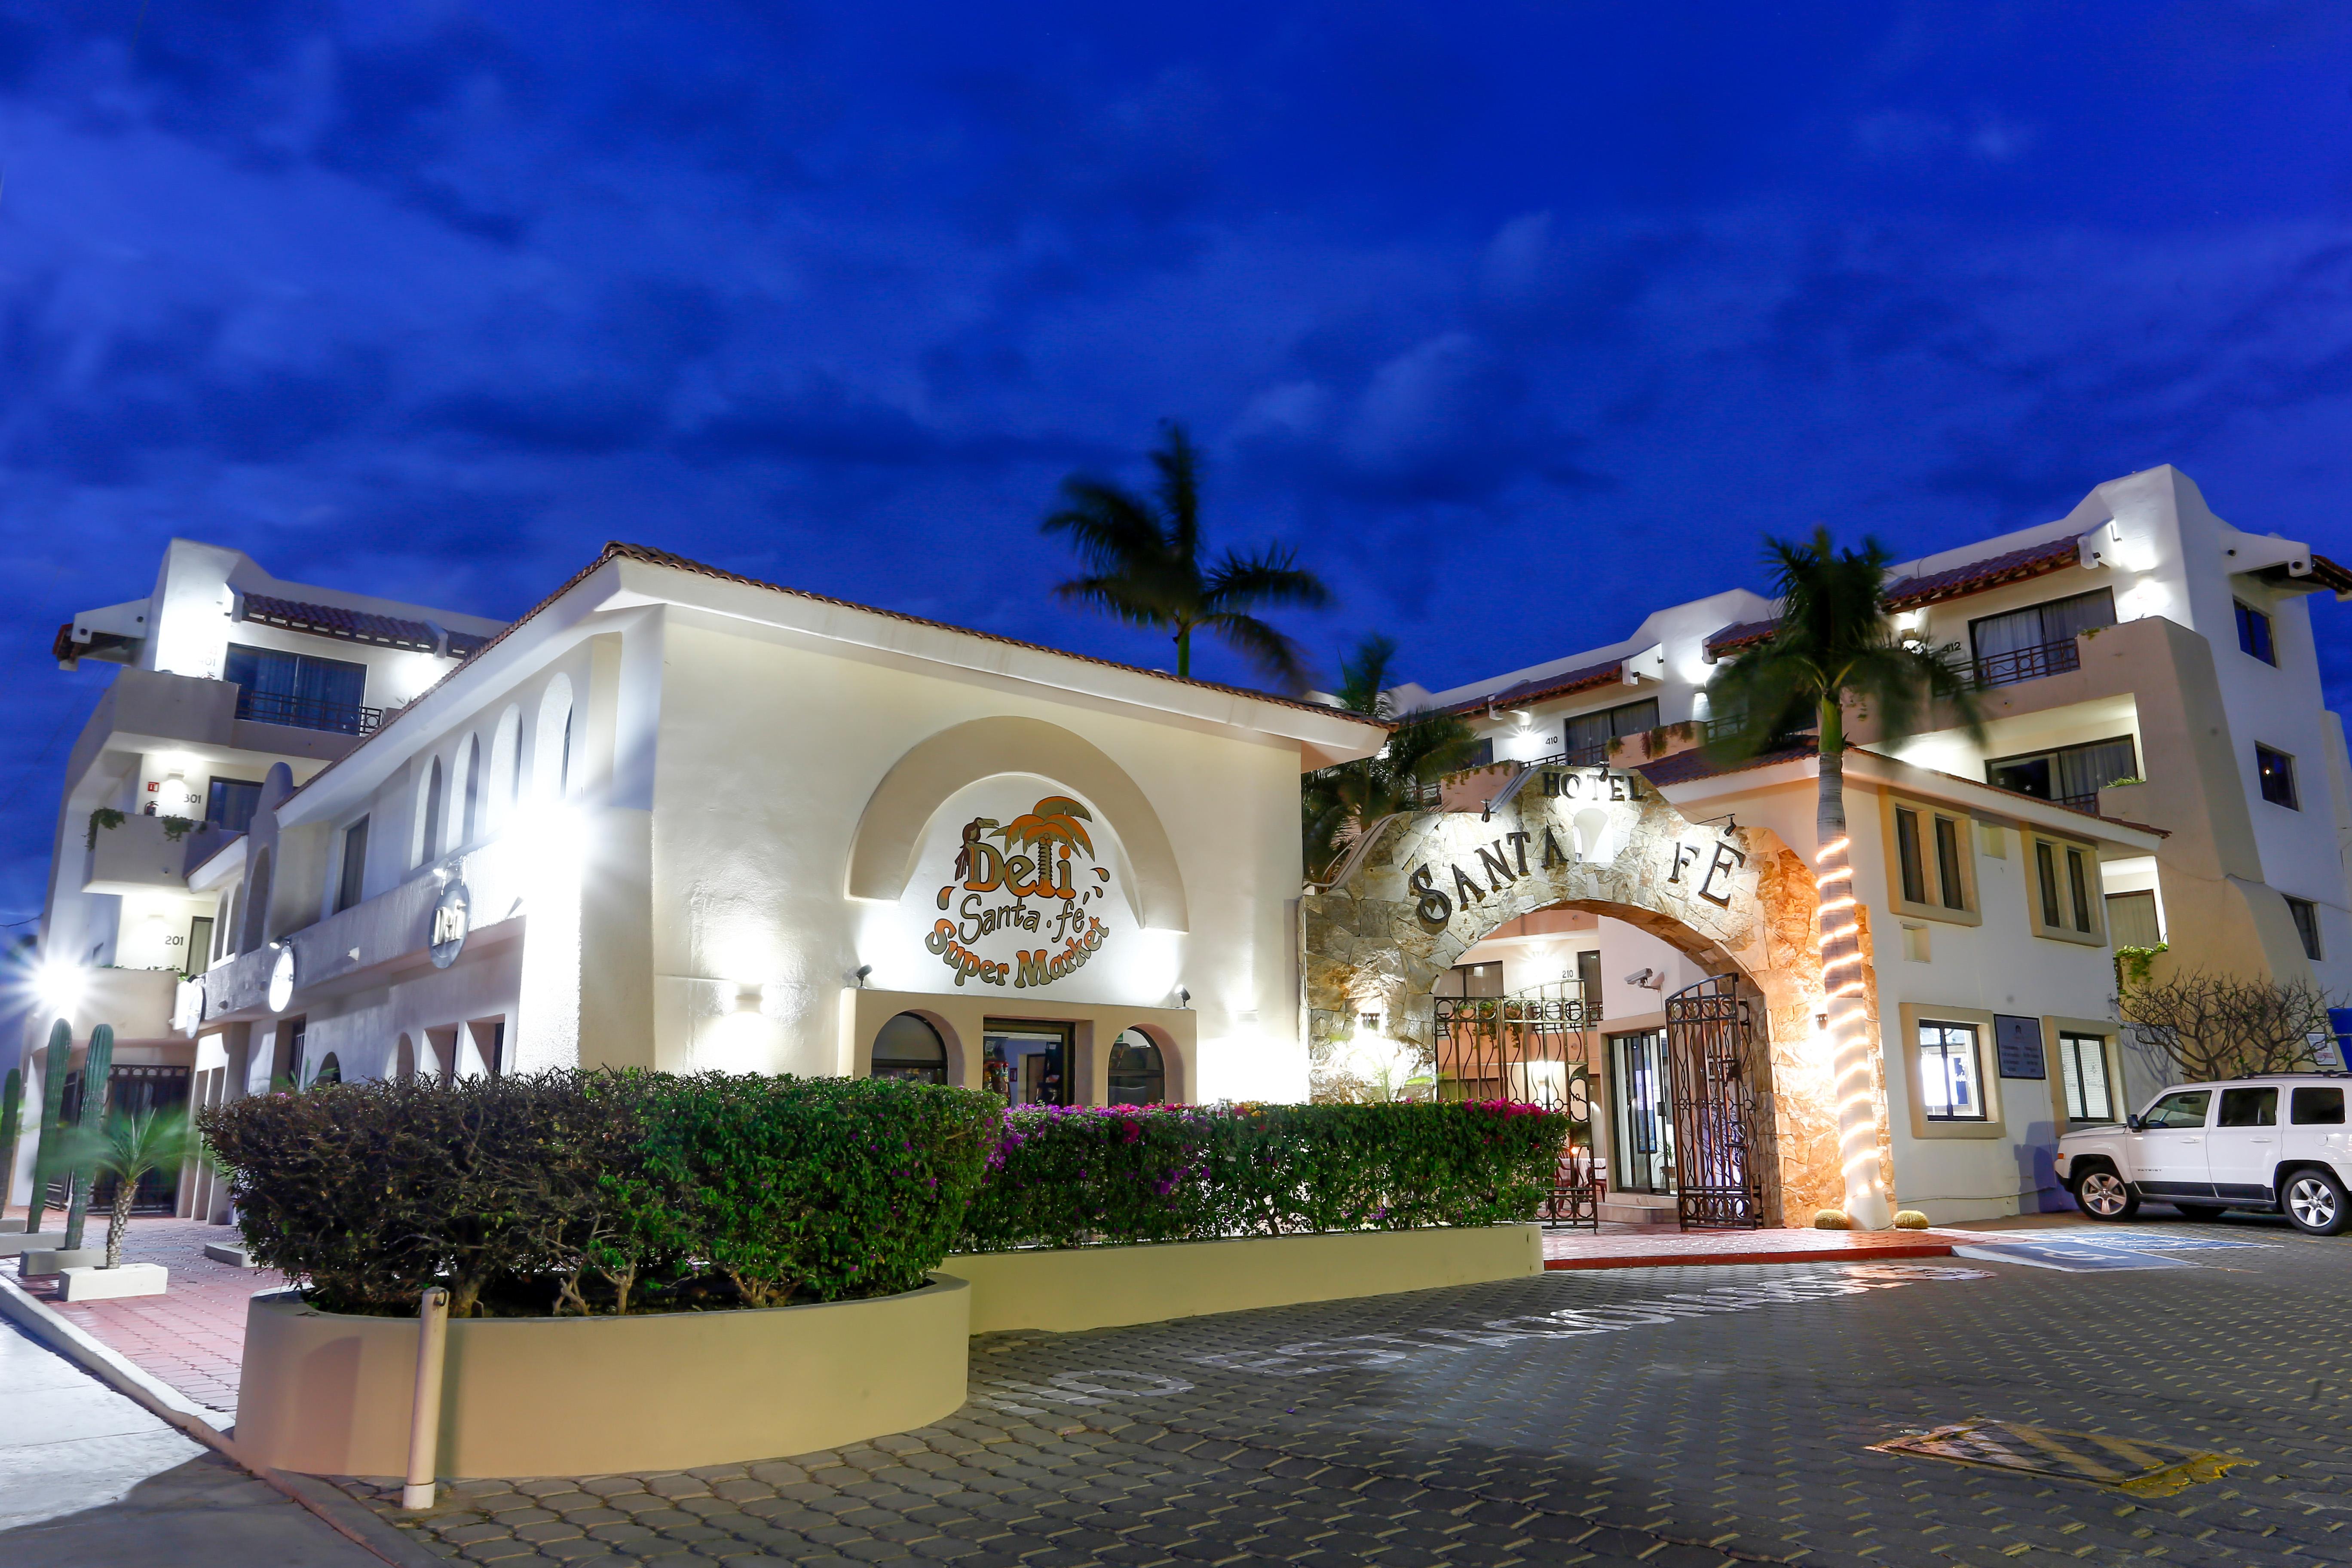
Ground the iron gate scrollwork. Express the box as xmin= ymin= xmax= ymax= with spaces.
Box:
xmin=1433 ymin=980 xmax=1602 ymax=1229
xmin=1663 ymin=974 xmax=1764 ymax=1230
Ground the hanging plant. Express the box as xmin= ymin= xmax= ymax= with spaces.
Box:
xmin=86 ymin=808 xmax=126 ymax=850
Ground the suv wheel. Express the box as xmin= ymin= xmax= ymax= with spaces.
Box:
xmin=2073 ymin=1167 xmax=2138 ymax=1221
xmin=2282 ymin=1168 xmax=2350 ymax=1237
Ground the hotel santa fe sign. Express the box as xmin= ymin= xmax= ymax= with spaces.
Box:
xmin=922 ymin=794 xmax=1115 ymax=989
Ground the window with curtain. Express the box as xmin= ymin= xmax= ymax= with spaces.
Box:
xmin=2104 ymin=889 xmax=2161 ymax=948
xmin=1562 ymin=697 xmax=1660 ymax=763
xmin=1969 ymin=588 xmax=2116 ymax=662
xmin=1987 ymin=735 xmax=2138 ymax=812
xmin=223 ymin=643 xmax=369 ymax=732
xmin=1919 ymin=1023 xmax=1986 ymax=1121
xmin=2057 ymin=1033 xmax=2113 ymax=1122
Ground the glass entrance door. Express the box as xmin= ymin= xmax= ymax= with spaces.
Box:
xmin=1610 ymin=1029 xmax=1674 ymax=1194
xmin=983 ymin=1019 xmax=1072 ymax=1106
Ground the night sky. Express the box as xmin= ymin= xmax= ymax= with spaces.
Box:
xmin=4 ymin=3 xmax=2352 ymax=927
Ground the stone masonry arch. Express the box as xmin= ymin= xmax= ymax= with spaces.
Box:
xmin=1300 ymin=763 xmax=1866 ymax=1221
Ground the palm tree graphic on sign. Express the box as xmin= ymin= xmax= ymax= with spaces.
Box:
xmin=992 ymin=796 xmax=1095 ymax=864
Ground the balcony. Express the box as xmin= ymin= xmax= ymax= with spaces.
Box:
xmin=1970 ymin=637 xmax=2081 ymax=691
xmin=234 ymin=687 xmax=383 ymax=736
xmin=84 ymin=812 xmax=198 ymax=895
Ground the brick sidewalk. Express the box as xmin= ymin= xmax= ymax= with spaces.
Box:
xmin=14 ymin=1215 xmax=282 ymax=1418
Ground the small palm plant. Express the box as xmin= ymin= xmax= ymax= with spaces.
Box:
xmin=1044 ymin=421 xmax=1332 ymax=689
xmin=61 ymin=1109 xmax=200 ymax=1269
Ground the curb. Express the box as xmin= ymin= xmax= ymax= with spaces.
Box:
xmin=1541 ymin=1235 xmax=1961 ymax=1271
xmin=0 ymin=1271 xmax=443 ymax=1568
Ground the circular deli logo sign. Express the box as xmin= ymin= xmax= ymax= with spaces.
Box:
xmin=925 ymin=795 xmax=1114 ymax=989
xmin=429 ymin=879 xmax=471 ymax=970
xmin=267 ymin=945 xmax=296 ymax=1012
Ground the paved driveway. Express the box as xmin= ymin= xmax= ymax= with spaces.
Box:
xmin=336 ymin=1217 xmax=2352 ymax=1567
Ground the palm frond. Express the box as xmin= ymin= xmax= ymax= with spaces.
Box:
xmin=1200 ymin=610 xmax=1312 ymax=691
xmin=1042 ymin=478 xmax=1171 ymax=575
xmin=1152 ymin=421 xmax=1203 ymax=566
xmin=1202 ymin=545 xmax=1332 ymax=614
xmin=1052 ymin=573 xmax=1188 ymax=631
xmin=1332 ymin=634 xmax=1402 ymax=719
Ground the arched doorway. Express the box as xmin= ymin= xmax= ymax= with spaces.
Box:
xmin=870 ymin=1012 xmax=950 ymax=1084
xmin=1302 ymin=760 xmax=1864 ymax=1228
xmin=1107 ymin=1029 xmax=1165 ymax=1104
xmin=313 ymin=1052 xmax=342 ymax=1085
xmin=394 ymin=1035 xmax=416 ymax=1082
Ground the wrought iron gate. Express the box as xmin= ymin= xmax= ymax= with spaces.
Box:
xmin=1433 ymin=980 xmax=1601 ymax=1228
xmin=1662 ymin=974 xmax=1764 ymax=1230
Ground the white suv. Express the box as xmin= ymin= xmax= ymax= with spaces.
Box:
xmin=2053 ymin=1075 xmax=2352 ymax=1235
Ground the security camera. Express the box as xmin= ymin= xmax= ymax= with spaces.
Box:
xmin=1625 ymin=967 xmax=1661 ymax=989
xmin=852 ymin=964 xmax=872 ymax=988
xmin=1178 ymin=986 xmax=1192 ymax=1008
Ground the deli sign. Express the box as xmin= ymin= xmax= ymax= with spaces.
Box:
xmin=923 ymin=795 xmax=1115 ymax=989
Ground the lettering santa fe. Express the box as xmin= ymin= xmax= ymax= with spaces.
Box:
xmin=926 ymin=795 xmax=1113 ymax=988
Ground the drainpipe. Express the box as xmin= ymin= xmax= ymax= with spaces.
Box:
xmin=402 ymin=1287 xmax=451 ymax=1510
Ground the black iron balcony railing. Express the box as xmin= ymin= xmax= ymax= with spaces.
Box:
xmin=1971 ymin=637 xmax=2082 ymax=690
xmin=236 ymin=688 xmax=383 ymax=736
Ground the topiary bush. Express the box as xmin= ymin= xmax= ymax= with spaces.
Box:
xmin=956 ymin=1100 xmax=1568 ymax=1253
xmin=198 ymin=1070 xmax=999 ymax=1317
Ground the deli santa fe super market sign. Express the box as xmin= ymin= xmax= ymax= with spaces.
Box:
xmin=923 ymin=794 xmax=1116 ymax=989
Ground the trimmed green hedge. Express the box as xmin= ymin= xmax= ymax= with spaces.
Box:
xmin=198 ymin=1076 xmax=1565 ymax=1315
xmin=198 ymin=1071 xmax=1000 ymax=1317
xmin=955 ymin=1101 xmax=1569 ymax=1252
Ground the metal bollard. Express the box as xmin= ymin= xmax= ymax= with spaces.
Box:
xmin=401 ymin=1286 xmax=452 ymax=1510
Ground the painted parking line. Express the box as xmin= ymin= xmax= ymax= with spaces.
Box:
xmin=1872 ymin=1418 xmax=2251 ymax=1498
xmin=1964 ymin=1228 xmax=2272 ymax=1252
xmin=1954 ymin=1241 xmax=2196 ymax=1271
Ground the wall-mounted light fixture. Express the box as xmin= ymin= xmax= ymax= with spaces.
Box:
xmin=732 ymin=982 xmax=765 ymax=1014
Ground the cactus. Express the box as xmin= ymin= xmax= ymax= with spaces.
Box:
xmin=60 ymin=1025 xmax=114 ymax=1253
xmin=0 ymin=1067 xmax=20 ymax=1213
xmin=24 ymin=1021 xmax=71 ymax=1233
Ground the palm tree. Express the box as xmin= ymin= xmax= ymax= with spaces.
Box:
xmin=61 ymin=1109 xmax=199 ymax=1268
xmin=1303 ymin=634 xmax=1482 ymax=880
xmin=1706 ymin=527 xmax=1981 ymax=1229
xmin=1044 ymin=422 xmax=1332 ymax=689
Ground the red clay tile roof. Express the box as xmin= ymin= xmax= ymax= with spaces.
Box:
xmin=1634 ymin=738 xmax=1817 ymax=788
xmin=1702 ymin=619 xmax=1778 ymax=658
xmin=242 ymin=593 xmax=440 ymax=652
xmin=1442 ymin=657 xmax=1625 ymax=716
xmin=2255 ymin=551 xmax=2352 ymax=597
xmin=1882 ymin=535 xmax=2084 ymax=611
xmin=443 ymin=629 xmax=494 ymax=658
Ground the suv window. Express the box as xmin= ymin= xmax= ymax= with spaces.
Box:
xmin=2293 ymin=1086 xmax=2347 ymax=1126
xmin=2142 ymin=1090 xmax=2211 ymax=1129
xmin=2217 ymin=1086 xmax=2278 ymax=1128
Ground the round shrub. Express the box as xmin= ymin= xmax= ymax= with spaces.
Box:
xmin=1892 ymin=1209 xmax=1931 ymax=1230
xmin=1811 ymin=1209 xmax=1852 ymax=1230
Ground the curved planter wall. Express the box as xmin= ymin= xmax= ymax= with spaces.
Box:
xmin=946 ymin=1222 xmax=1544 ymax=1334
xmin=237 ymin=1273 xmax=969 ymax=1479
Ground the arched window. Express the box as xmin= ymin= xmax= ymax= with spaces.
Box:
xmin=418 ymin=757 xmax=445 ymax=864
xmin=394 ymin=1035 xmax=416 ymax=1083
xmin=487 ymin=705 xmax=521 ymax=828
xmin=871 ymin=1012 xmax=949 ymax=1084
xmin=534 ymin=674 xmax=575 ymax=802
xmin=456 ymin=735 xmax=481 ymax=847
xmin=313 ymin=1052 xmax=341 ymax=1085
xmin=241 ymin=851 xmax=272 ymax=955
xmin=1109 ymin=1030 xmax=1166 ymax=1106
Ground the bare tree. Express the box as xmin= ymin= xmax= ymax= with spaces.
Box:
xmin=2119 ymin=972 xmax=2340 ymax=1083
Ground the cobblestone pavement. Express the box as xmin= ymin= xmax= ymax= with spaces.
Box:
xmin=331 ymin=1218 xmax=2352 ymax=1568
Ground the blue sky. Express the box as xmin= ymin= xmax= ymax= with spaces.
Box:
xmin=3 ymin=2 xmax=2352 ymax=924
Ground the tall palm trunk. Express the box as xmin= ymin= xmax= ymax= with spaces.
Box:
xmin=1815 ymin=699 xmax=1893 ymax=1228
xmin=106 ymin=1177 xmax=137 ymax=1268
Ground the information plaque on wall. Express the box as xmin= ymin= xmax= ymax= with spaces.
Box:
xmin=1993 ymin=1014 xmax=2047 ymax=1079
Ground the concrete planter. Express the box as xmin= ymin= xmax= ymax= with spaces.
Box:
xmin=236 ymin=1274 xmax=971 ymax=1479
xmin=0 ymin=1231 xmax=65 ymax=1258
xmin=944 ymin=1222 xmax=1544 ymax=1334
xmin=59 ymin=1262 xmax=168 ymax=1300
xmin=18 ymin=1248 xmax=104 ymax=1277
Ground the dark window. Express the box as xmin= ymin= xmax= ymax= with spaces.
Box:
xmin=312 ymin=1052 xmax=342 ymax=1086
xmin=1109 ymin=1030 xmax=1167 ymax=1105
xmin=2106 ymin=890 xmax=2162 ymax=948
xmin=2035 ymin=840 xmax=2062 ymax=929
xmin=2292 ymin=1086 xmax=2346 ymax=1126
xmin=2257 ymin=745 xmax=2299 ymax=809
xmin=459 ymin=736 xmax=481 ymax=846
xmin=2287 ymin=896 xmax=2323 ymax=960
xmin=2067 ymin=848 xmax=2094 ymax=933
xmin=224 ymin=643 xmax=370 ymax=734
xmin=1437 ymin=962 xmax=1505 ymax=998
xmin=1988 ymin=735 xmax=2139 ymax=813
xmin=1462 ymin=737 xmax=1494 ymax=768
xmin=1562 ymin=698 xmax=1660 ymax=764
xmin=2217 ymin=1086 xmax=2278 ymax=1128
xmin=185 ymin=916 xmax=214 ymax=976
xmin=871 ymin=1012 xmax=949 ymax=1084
xmin=336 ymin=818 xmax=369 ymax=913
xmin=1919 ymin=1023 xmax=1986 ymax=1121
xmin=205 ymin=778 xmax=263 ymax=834
xmin=1969 ymin=588 xmax=2116 ymax=685
xmin=1935 ymin=816 xmax=1966 ymax=910
xmin=1577 ymin=948 xmax=1603 ymax=1021
xmin=1894 ymin=808 xmax=1927 ymax=905
xmin=2235 ymin=600 xmax=2276 ymax=665
xmin=2142 ymin=1089 xmax=2211 ymax=1129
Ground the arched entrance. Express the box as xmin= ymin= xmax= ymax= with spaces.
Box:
xmin=1302 ymin=761 xmax=1871 ymax=1227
